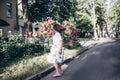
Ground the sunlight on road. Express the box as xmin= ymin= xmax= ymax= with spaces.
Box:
xmin=81 ymin=51 xmax=100 ymax=61
xmin=91 ymin=52 xmax=100 ymax=55
xmin=81 ymin=54 xmax=88 ymax=60
xmin=62 ymin=64 xmax=68 ymax=71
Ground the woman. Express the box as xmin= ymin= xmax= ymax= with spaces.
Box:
xmin=48 ymin=23 xmax=65 ymax=77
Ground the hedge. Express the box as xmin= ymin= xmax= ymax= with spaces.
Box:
xmin=0 ymin=41 xmax=45 ymax=68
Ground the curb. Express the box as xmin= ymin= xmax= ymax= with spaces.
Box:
xmin=25 ymin=43 xmax=97 ymax=80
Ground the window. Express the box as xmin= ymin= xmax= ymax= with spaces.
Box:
xmin=6 ymin=2 xmax=12 ymax=18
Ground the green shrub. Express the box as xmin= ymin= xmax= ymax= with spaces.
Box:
xmin=64 ymin=42 xmax=81 ymax=49
xmin=0 ymin=42 xmax=46 ymax=68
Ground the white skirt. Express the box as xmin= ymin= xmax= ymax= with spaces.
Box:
xmin=47 ymin=45 xmax=64 ymax=63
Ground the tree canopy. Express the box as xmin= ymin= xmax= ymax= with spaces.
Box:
xmin=109 ymin=0 xmax=120 ymax=27
xmin=20 ymin=0 xmax=119 ymax=38
xmin=28 ymin=0 xmax=77 ymax=23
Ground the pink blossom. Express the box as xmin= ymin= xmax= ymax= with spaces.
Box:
xmin=73 ymin=38 xmax=79 ymax=41
xmin=68 ymin=36 xmax=72 ymax=39
xmin=28 ymin=32 xmax=32 ymax=35
xmin=72 ymin=40 xmax=76 ymax=44
xmin=48 ymin=19 xmax=55 ymax=24
xmin=77 ymin=29 xmax=82 ymax=32
xmin=43 ymin=21 xmax=48 ymax=26
xmin=68 ymin=26 xmax=74 ymax=30
xmin=71 ymin=31 xmax=76 ymax=35
xmin=32 ymin=31 xmax=37 ymax=37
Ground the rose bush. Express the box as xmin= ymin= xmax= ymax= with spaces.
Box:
xmin=33 ymin=19 xmax=81 ymax=48
xmin=63 ymin=25 xmax=82 ymax=48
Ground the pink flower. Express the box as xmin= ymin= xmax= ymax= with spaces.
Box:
xmin=32 ymin=31 xmax=37 ymax=37
xmin=68 ymin=36 xmax=72 ymax=39
xmin=73 ymin=38 xmax=79 ymax=41
xmin=72 ymin=40 xmax=76 ymax=44
xmin=46 ymin=23 xmax=49 ymax=27
xmin=39 ymin=23 xmax=44 ymax=27
xmin=61 ymin=23 xmax=67 ymax=28
xmin=40 ymin=30 xmax=43 ymax=33
xmin=71 ymin=31 xmax=76 ymax=35
xmin=28 ymin=32 xmax=32 ymax=35
xmin=77 ymin=29 xmax=82 ymax=32
xmin=68 ymin=26 xmax=74 ymax=30
xmin=43 ymin=21 xmax=48 ymax=26
xmin=42 ymin=29 xmax=49 ymax=34
xmin=48 ymin=19 xmax=55 ymax=24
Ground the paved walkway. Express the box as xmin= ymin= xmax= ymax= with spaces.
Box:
xmin=41 ymin=38 xmax=120 ymax=80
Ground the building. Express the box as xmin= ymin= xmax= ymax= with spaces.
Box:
xmin=0 ymin=0 xmax=18 ymax=37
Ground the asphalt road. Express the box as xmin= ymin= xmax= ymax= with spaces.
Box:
xmin=41 ymin=39 xmax=120 ymax=80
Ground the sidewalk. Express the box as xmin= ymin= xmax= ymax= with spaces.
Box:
xmin=80 ymin=38 xmax=115 ymax=47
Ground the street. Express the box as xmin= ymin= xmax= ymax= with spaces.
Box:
xmin=41 ymin=39 xmax=120 ymax=80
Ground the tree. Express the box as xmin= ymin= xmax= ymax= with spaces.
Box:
xmin=22 ymin=0 xmax=32 ymax=32
xmin=77 ymin=0 xmax=108 ymax=38
xmin=21 ymin=0 xmax=110 ymax=39
xmin=95 ymin=2 xmax=107 ymax=38
xmin=109 ymin=0 xmax=120 ymax=29
xmin=28 ymin=0 xmax=77 ymax=23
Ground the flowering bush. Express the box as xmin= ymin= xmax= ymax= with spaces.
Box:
xmin=63 ymin=28 xmax=81 ymax=48
xmin=32 ymin=19 xmax=81 ymax=48
xmin=39 ymin=19 xmax=55 ymax=36
xmin=36 ymin=19 xmax=56 ymax=43
xmin=63 ymin=25 xmax=81 ymax=45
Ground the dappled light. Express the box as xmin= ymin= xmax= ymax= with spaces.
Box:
xmin=0 ymin=0 xmax=120 ymax=80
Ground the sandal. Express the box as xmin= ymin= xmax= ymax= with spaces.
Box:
xmin=61 ymin=71 xmax=64 ymax=75
xmin=52 ymin=73 xmax=62 ymax=77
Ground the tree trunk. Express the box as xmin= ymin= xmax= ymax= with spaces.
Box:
xmin=22 ymin=0 xmax=31 ymax=33
xmin=97 ymin=24 xmax=101 ymax=38
xmin=104 ymin=20 xmax=110 ymax=38
xmin=98 ymin=25 xmax=103 ymax=38
xmin=93 ymin=23 xmax=98 ymax=39
xmin=92 ymin=0 xmax=98 ymax=39
xmin=15 ymin=0 xmax=19 ymax=31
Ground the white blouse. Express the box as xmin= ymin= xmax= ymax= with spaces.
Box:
xmin=53 ymin=32 xmax=62 ymax=45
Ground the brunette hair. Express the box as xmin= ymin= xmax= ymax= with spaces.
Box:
xmin=53 ymin=23 xmax=66 ymax=33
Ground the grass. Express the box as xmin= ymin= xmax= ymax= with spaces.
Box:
xmin=0 ymin=46 xmax=84 ymax=80
xmin=0 ymin=53 xmax=50 ymax=80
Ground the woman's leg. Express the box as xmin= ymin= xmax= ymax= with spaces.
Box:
xmin=58 ymin=63 xmax=63 ymax=74
xmin=54 ymin=63 xmax=60 ymax=74
xmin=53 ymin=63 xmax=62 ymax=77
